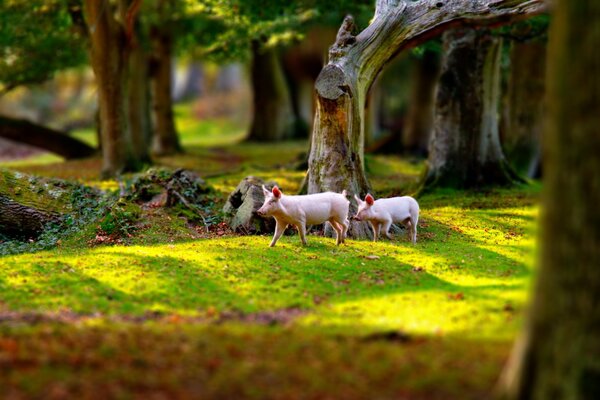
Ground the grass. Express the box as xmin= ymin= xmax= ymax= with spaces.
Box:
xmin=0 ymin=104 xmax=540 ymax=398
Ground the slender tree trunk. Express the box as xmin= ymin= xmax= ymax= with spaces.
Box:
xmin=422 ymin=29 xmax=522 ymax=190
xmin=83 ymin=0 xmax=138 ymax=178
xmin=402 ymin=50 xmax=440 ymax=156
xmin=150 ymin=12 xmax=181 ymax=156
xmin=0 ymin=115 xmax=96 ymax=159
xmin=306 ymin=0 xmax=545 ymax=196
xmin=501 ymin=40 xmax=546 ymax=178
xmin=128 ymin=40 xmax=152 ymax=164
xmin=246 ymin=41 xmax=295 ymax=142
xmin=500 ymin=1 xmax=600 ymax=398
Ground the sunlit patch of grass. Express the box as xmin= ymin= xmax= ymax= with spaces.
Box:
xmin=0 ymin=188 xmax=538 ymax=342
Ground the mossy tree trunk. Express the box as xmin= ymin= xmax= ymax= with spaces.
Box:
xmin=246 ymin=41 xmax=295 ymax=142
xmin=0 ymin=196 xmax=59 ymax=238
xmin=149 ymin=0 xmax=181 ymax=156
xmin=306 ymin=0 xmax=545 ymax=236
xmin=402 ymin=49 xmax=440 ymax=156
xmin=423 ymin=28 xmax=522 ymax=190
xmin=502 ymin=39 xmax=546 ymax=178
xmin=83 ymin=0 xmax=140 ymax=178
xmin=500 ymin=0 xmax=600 ymax=398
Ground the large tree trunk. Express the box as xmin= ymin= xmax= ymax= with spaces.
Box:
xmin=128 ymin=37 xmax=152 ymax=164
xmin=246 ymin=41 xmax=295 ymax=142
xmin=402 ymin=50 xmax=440 ymax=156
xmin=422 ymin=29 xmax=521 ymax=190
xmin=306 ymin=0 xmax=545 ymax=235
xmin=83 ymin=0 xmax=139 ymax=178
xmin=149 ymin=2 xmax=181 ymax=156
xmin=0 ymin=116 xmax=96 ymax=159
xmin=501 ymin=39 xmax=546 ymax=178
xmin=500 ymin=1 xmax=600 ymax=398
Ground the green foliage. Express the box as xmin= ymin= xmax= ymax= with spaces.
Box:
xmin=175 ymin=0 xmax=373 ymax=62
xmin=0 ymin=0 xmax=87 ymax=92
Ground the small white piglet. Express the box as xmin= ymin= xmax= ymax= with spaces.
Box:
xmin=257 ymin=186 xmax=350 ymax=247
xmin=354 ymin=194 xmax=419 ymax=244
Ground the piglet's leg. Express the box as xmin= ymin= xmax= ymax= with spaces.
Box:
xmin=270 ymin=221 xmax=286 ymax=247
xmin=370 ymin=221 xmax=379 ymax=242
xmin=330 ymin=221 xmax=343 ymax=245
xmin=382 ymin=220 xmax=393 ymax=240
xmin=297 ymin=223 xmax=308 ymax=246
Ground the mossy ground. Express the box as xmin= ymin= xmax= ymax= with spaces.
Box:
xmin=0 ymin=105 xmax=540 ymax=399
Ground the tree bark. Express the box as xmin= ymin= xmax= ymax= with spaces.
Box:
xmin=501 ymin=39 xmax=546 ymax=178
xmin=83 ymin=0 xmax=139 ymax=178
xmin=127 ymin=34 xmax=152 ymax=164
xmin=306 ymin=0 xmax=546 ymax=222
xmin=402 ymin=49 xmax=440 ymax=156
xmin=500 ymin=0 xmax=600 ymax=398
xmin=422 ymin=28 xmax=521 ymax=190
xmin=0 ymin=195 xmax=59 ymax=238
xmin=149 ymin=1 xmax=182 ymax=156
xmin=246 ymin=41 xmax=296 ymax=142
xmin=0 ymin=115 xmax=96 ymax=159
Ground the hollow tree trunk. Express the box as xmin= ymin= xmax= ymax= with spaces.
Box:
xmin=500 ymin=0 xmax=600 ymax=398
xmin=128 ymin=36 xmax=152 ymax=164
xmin=422 ymin=28 xmax=522 ymax=190
xmin=402 ymin=50 xmax=440 ymax=156
xmin=150 ymin=5 xmax=181 ymax=156
xmin=246 ymin=41 xmax=295 ymax=142
xmin=0 ymin=115 xmax=96 ymax=159
xmin=501 ymin=39 xmax=546 ymax=178
xmin=83 ymin=0 xmax=139 ymax=178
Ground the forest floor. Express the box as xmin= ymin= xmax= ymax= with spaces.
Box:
xmin=0 ymin=106 xmax=540 ymax=399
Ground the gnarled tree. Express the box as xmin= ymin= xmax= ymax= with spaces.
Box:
xmin=306 ymin=0 xmax=546 ymax=235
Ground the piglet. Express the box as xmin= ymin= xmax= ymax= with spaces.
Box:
xmin=257 ymin=186 xmax=349 ymax=247
xmin=354 ymin=194 xmax=419 ymax=244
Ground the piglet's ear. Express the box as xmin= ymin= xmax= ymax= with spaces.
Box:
xmin=272 ymin=186 xmax=282 ymax=198
xmin=365 ymin=193 xmax=374 ymax=205
xmin=354 ymin=194 xmax=362 ymax=203
xmin=262 ymin=185 xmax=270 ymax=196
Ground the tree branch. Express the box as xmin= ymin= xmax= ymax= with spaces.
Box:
xmin=0 ymin=116 xmax=97 ymax=159
xmin=350 ymin=0 xmax=548 ymax=85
